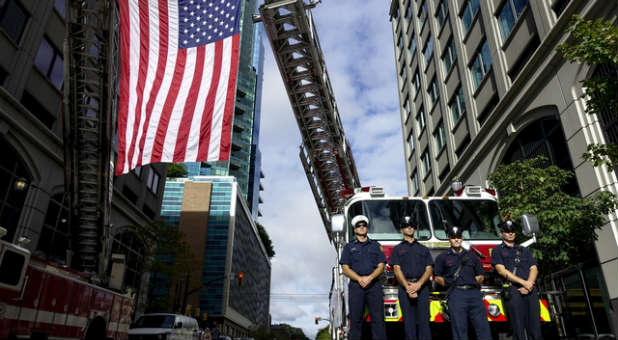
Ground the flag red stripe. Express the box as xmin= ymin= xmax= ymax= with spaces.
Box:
xmin=150 ymin=48 xmax=187 ymax=163
xmin=218 ymin=34 xmax=240 ymax=161
xmin=127 ymin=0 xmax=150 ymax=169
xmin=197 ymin=40 xmax=224 ymax=160
xmin=136 ymin=0 xmax=169 ymax=167
xmin=116 ymin=0 xmax=131 ymax=175
xmin=173 ymin=45 xmax=205 ymax=162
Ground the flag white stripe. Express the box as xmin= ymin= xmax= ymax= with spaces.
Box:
xmin=208 ymin=36 xmax=233 ymax=160
xmin=125 ymin=0 xmax=141 ymax=171
xmin=185 ymin=43 xmax=215 ymax=161
xmin=141 ymin=0 xmax=179 ymax=165
xmin=160 ymin=47 xmax=198 ymax=162
xmin=130 ymin=0 xmax=160 ymax=169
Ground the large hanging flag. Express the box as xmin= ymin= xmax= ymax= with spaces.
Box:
xmin=116 ymin=0 xmax=241 ymax=175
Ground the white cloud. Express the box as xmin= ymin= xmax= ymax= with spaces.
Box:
xmin=258 ymin=1 xmax=405 ymax=339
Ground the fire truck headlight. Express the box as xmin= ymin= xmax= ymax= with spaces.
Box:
xmin=488 ymin=303 xmax=501 ymax=317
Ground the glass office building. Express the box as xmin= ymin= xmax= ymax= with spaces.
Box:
xmin=160 ymin=176 xmax=270 ymax=336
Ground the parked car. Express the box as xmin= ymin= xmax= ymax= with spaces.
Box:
xmin=129 ymin=313 xmax=200 ymax=340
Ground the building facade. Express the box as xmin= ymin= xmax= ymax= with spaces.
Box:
xmin=389 ymin=0 xmax=617 ymax=336
xmin=0 ymin=0 xmax=166 ymax=314
xmin=160 ymin=176 xmax=271 ymax=337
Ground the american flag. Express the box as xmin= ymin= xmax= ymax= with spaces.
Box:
xmin=116 ymin=0 xmax=241 ymax=175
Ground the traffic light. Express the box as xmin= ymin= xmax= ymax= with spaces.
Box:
xmin=315 ymin=317 xmax=319 ymax=325
xmin=237 ymin=272 xmax=244 ymax=287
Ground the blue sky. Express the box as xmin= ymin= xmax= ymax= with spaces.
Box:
xmin=257 ymin=1 xmax=407 ymax=338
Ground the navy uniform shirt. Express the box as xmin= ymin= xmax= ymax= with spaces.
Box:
xmin=434 ymin=249 xmax=483 ymax=286
xmin=389 ymin=240 xmax=433 ymax=280
xmin=340 ymin=238 xmax=387 ymax=276
xmin=491 ymin=242 xmax=537 ymax=286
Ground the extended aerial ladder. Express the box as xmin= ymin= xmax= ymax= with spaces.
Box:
xmin=255 ymin=0 xmax=361 ymax=236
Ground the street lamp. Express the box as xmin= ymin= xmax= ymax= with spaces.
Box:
xmin=14 ymin=177 xmax=29 ymax=191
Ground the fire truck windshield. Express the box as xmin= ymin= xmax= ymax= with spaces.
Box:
xmin=347 ymin=199 xmax=431 ymax=241
xmin=428 ymin=199 xmax=502 ymax=240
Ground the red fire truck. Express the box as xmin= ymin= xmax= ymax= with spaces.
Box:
xmin=0 ymin=228 xmax=134 ymax=340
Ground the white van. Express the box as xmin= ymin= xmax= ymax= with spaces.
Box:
xmin=129 ymin=313 xmax=200 ymax=340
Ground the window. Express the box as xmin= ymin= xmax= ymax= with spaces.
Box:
xmin=21 ymin=91 xmax=55 ymax=129
xmin=403 ymin=95 xmax=411 ymax=118
xmin=407 ymin=131 xmax=415 ymax=155
xmin=0 ymin=66 xmax=7 ymax=85
xmin=0 ymin=249 xmax=26 ymax=286
xmin=132 ymin=166 xmax=142 ymax=178
xmin=412 ymin=69 xmax=420 ymax=97
xmin=397 ymin=32 xmax=403 ymax=50
xmin=442 ymin=38 xmax=457 ymax=73
xmin=408 ymin=35 xmax=417 ymax=58
xmin=147 ymin=168 xmax=160 ymax=194
xmin=421 ymin=149 xmax=431 ymax=175
xmin=498 ymin=0 xmax=528 ymax=39
xmin=37 ymin=194 xmax=70 ymax=264
xmin=411 ymin=170 xmax=420 ymax=195
xmin=434 ymin=120 xmax=446 ymax=153
xmin=471 ymin=39 xmax=492 ymax=89
xmin=462 ymin=0 xmax=480 ymax=32
xmin=34 ymin=37 xmax=64 ymax=90
xmin=0 ymin=0 xmax=28 ymax=43
xmin=436 ymin=0 xmax=449 ymax=28
xmin=405 ymin=1 xmax=412 ymax=23
xmin=449 ymin=87 xmax=466 ymax=124
xmin=428 ymin=77 xmax=439 ymax=108
xmin=0 ymin=137 xmax=31 ymax=243
xmin=418 ymin=0 xmax=428 ymax=28
xmin=416 ymin=107 xmax=425 ymax=133
xmin=54 ymin=0 xmax=65 ymax=19
xmin=423 ymin=36 xmax=433 ymax=64
xmin=400 ymin=66 xmax=408 ymax=90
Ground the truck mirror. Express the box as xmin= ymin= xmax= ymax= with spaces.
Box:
xmin=521 ymin=214 xmax=539 ymax=237
xmin=331 ymin=214 xmax=345 ymax=233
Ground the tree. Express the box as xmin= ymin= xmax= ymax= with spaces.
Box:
xmin=249 ymin=323 xmax=309 ymax=340
xmin=137 ymin=219 xmax=201 ymax=313
xmin=556 ymin=15 xmax=618 ymax=168
xmin=315 ymin=325 xmax=330 ymax=340
xmin=256 ymin=222 xmax=275 ymax=258
xmin=488 ymin=156 xmax=616 ymax=273
xmin=167 ymin=163 xmax=188 ymax=177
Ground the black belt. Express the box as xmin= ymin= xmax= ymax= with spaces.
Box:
xmin=455 ymin=285 xmax=476 ymax=290
xmin=407 ymin=278 xmax=418 ymax=283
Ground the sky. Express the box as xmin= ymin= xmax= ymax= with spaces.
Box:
xmin=257 ymin=1 xmax=408 ymax=338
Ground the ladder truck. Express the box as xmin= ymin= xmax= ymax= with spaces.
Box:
xmin=0 ymin=1 xmax=134 ymax=339
xmin=254 ymin=1 xmax=551 ymax=339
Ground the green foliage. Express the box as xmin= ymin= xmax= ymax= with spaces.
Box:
xmin=315 ymin=325 xmax=330 ymax=340
xmin=488 ymin=156 xmax=616 ymax=273
xmin=167 ymin=163 xmax=188 ymax=177
xmin=256 ymin=222 xmax=275 ymax=258
xmin=249 ymin=324 xmax=309 ymax=340
xmin=137 ymin=219 xmax=201 ymax=313
xmin=557 ymin=15 xmax=618 ymax=169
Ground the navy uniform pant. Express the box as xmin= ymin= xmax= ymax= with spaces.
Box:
xmin=348 ymin=281 xmax=387 ymax=340
xmin=447 ymin=288 xmax=492 ymax=340
xmin=505 ymin=286 xmax=543 ymax=340
xmin=398 ymin=285 xmax=431 ymax=340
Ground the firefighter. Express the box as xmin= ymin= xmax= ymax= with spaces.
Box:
xmin=434 ymin=226 xmax=492 ymax=340
xmin=492 ymin=221 xmax=542 ymax=340
xmin=389 ymin=215 xmax=433 ymax=340
xmin=340 ymin=215 xmax=387 ymax=340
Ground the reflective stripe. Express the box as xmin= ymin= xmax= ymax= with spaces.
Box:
xmin=540 ymin=299 xmax=551 ymax=321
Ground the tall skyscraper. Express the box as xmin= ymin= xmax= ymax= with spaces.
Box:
xmin=389 ymin=0 xmax=616 ymax=334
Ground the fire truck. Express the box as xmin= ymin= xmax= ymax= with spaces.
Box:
xmin=327 ymin=186 xmax=552 ymax=338
xmin=0 ymin=227 xmax=134 ymax=340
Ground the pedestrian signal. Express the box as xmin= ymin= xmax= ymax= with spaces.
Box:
xmin=237 ymin=272 xmax=244 ymax=287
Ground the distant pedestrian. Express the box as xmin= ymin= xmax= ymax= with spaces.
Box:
xmin=390 ymin=215 xmax=433 ymax=340
xmin=340 ymin=215 xmax=387 ymax=340
xmin=492 ymin=220 xmax=543 ymax=340
xmin=434 ymin=226 xmax=491 ymax=340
